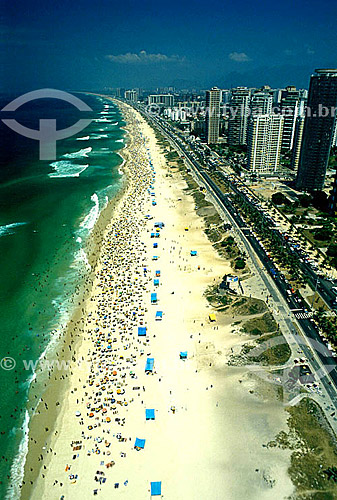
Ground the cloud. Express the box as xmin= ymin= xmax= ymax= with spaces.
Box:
xmin=105 ymin=50 xmax=185 ymax=64
xmin=228 ymin=52 xmax=251 ymax=62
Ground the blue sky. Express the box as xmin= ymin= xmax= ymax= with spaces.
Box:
xmin=2 ymin=0 xmax=337 ymax=91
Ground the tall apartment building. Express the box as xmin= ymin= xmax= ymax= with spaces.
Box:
xmin=148 ymin=94 xmax=175 ymax=107
xmin=333 ymin=120 xmax=337 ymax=147
xmin=221 ymin=89 xmax=231 ymax=104
xmin=291 ymin=116 xmax=305 ymax=171
xmin=296 ymin=69 xmax=337 ymax=191
xmin=115 ymin=88 xmax=125 ymax=98
xmin=250 ymin=92 xmax=273 ymax=116
xmin=330 ymin=173 xmax=337 ymax=215
xmin=247 ymin=114 xmax=284 ymax=173
xmin=205 ymin=87 xmax=221 ymax=144
xmin=228 ymin=87 xmax=251 ymax=146
xmin=280 ymin=86 xmax=302 ymax=152
xmin=124 ymin=90 xmax=138 ymax=102
xmin=330 ymin=123 xmax=337 ymax=214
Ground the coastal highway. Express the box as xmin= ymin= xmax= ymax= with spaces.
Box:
xmin=215 ymin=171 xmax=337 ymax=309
xmin=135 ymin=105 xmax=337 ymax=413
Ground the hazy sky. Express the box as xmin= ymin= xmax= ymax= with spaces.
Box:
xmin=2 ymin=0 xmax=337 ymax=91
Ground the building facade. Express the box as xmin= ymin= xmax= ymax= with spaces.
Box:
xmin=250 ymin=91 xmax=273 ymax=116
xmin=247 ymin=114 xmax=284 ymax=173
xmin=148 ymin=94 xmax=175 ymax=107
xmin=124 ymin=90 xmax=138 ymax=102
xmin=205 ymin=87 xmax=221 ymax=144
xmin=296 ymin=69 xmax=337 ymax=191
xmin=291 ymin=116 xmax=305 ymax=171
xmin=280 ymin=86 xmax=303 ymax=152
xmin=228 ymin=87 xmax=251 ymax=146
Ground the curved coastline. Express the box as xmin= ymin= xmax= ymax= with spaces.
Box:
xmin=12 ymin=99 xmax=131 ymax=500
xmin=18 ymin=99 xmax=297 ymax=500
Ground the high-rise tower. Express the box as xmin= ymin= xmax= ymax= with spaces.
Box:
xmin=247 ymin=114 xmax=284 ymax=173
xmin=228 ymin=87 xmax=251 ymax=146
xmin=205 ymin=87 xmax=221 ymax=144
xmin=295 ymin=69 xmax=337 ymax=191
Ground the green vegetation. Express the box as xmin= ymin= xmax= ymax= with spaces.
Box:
xmin=231 ymin=296 xmax=267 ymax=315
xmin=314 ymin=228 xmax=333 ymax=242
xmin=204 ymin=284 xmax=233 ymax=308
xmin=229 ymin=303 xmax=291 ymax=366
xmin=234 ymin=257 xmax=246 ymax=270
xmin=314 ymin=310 xmax=337 ymax=349
xmin=271 ymin=192 xmax=290 ymax=206
xmin=268 ymin=398 xmax=337 ymax=498
xmin=242 ymin=333 xmax=291 ymax=365
xmin=242 ymin=312 xmax=278 ymax=336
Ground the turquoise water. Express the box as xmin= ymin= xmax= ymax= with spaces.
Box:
xmin=0 ymin=94 xmax=125 ymax=497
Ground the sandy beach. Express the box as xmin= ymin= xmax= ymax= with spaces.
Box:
xmin=19 ymin=101 xmax=295 ymax=500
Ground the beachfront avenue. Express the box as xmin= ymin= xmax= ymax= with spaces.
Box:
xmin=138 ymin=103 xmax=337 ymax=429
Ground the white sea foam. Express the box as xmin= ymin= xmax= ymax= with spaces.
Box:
xmin=62 ymin=147 xmax=92 ymax=159
xmin=80 ymin=193 xmax=100 ymax=231
xmin=76 ymin=135 xmax=90 ymax=141
xmin=5 ymin=410 xmax=30 ymax=500
xmin=48 ymin=161 xmax=89 ymax=178
xmin=115 ymin=139 xmax=123 ymax=143
xmin=0 ymin=222 xmax=27 ymax=237
xmin=91 ymin=134 xmax=108 ymax=139
xmin=72 ymin=247 xmax=91 ymax=271
xmin=94 ymin=118 xmax=109 ymax=122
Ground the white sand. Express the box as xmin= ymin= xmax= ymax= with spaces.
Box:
xmin=23 ymin=102 xmax=294 ymax=500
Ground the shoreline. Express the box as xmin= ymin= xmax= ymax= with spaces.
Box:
xmin=19 ymin=100 xmax=295 ymax=499
xmin=15 ymin=99 xmax=131 ymax=500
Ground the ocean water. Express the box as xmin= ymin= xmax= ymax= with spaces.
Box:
xmin=0 ymin=93 xmax=125 ymax=498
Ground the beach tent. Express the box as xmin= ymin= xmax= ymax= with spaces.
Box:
xmin=180 ymin=351 xmax=188 ymax=360
xmin=155 ymin=311 xmax=163 ymax=321
xmin=154 ymin=279 xmax=159 ymax=286
xmin=153 ymin=243 xmax=158 ymax=248
xmin=138 ymin=327 xmax=147 ymax=337
xmin=150 ymin=482 xmax=162 ymax=496
xmin=190 ymin=250 xmax=197 ymax=256
xmin=152 ymin=201 xmax=157 ymax=206
xmin=209 ymin=313 xmax=216 ymax=322
xmin=134 ymin=438 xmax=146 ymax=449
xmin=145 ymin=358 xmax=154 ymax=372
xmin=145 ymin=409 xmax=155 ymax=420
xmin=154 ymin=222 xmax=165 ymax=228
xmin=151 ymin=233 xmax=155 ymax=238
xmin=155 ymin=233 xmax=160 ymax=238
xmin=152 ymin=256 xmax=158 ymax=261
xmin=155 ymin=270 xmax=161 ymax=277
xmin=151 ymin=293 xmax=157 ymax=304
